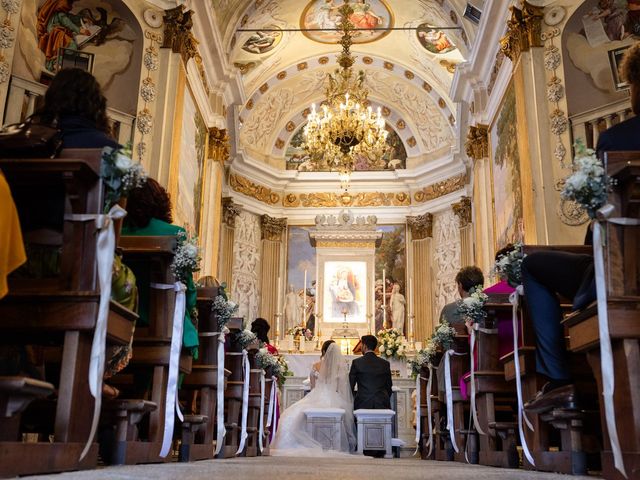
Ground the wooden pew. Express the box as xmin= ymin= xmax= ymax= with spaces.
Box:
xmin=0 ymin=150 xmax=138 ymax=476
xmin=179 ymin=286 xmax=231 ymax=461
xmin=218 ymin=316 xmax=244 ymax=458
xmin=106 ymin=235 xmax=193 ymax=464
xmin=464 ymin=293 xmax=519 ymax=468
xmin=500 ymin=245 xmax=601 ymax=475
xmin=418 ymin=363 xmax=441 ymax=460
xmin=561 ymin=154 xmax=640 ymax=480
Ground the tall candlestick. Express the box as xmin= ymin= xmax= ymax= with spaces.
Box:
xmin=276 ymin=276 xmax=282 ymax=314
xmin=409 ymin=277 xmax=413 ymax=317
xmin=302 ymin=270 xmax=307 ymax=326
xmin=382 ymin=269 xmax=386 ymax=327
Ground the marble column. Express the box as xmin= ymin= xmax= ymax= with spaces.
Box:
xmin=217 ymin=197 xmax=241 ymax=287
xmin=259 ymin=215 xmax=287 ymax=327
xmin=453 ymin=197 xmax=474 ymax=268
xmin=199 ymin=128 xmax=229 ymax=276
xmin=407 ymin=213 xmax=434 ymax=342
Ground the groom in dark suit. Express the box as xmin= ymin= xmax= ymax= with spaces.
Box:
xmin=349 ymin=335 xmax=392 ymax=409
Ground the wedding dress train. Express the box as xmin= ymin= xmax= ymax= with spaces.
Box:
xmin=270 ymin=343 xmax=357 ymax=456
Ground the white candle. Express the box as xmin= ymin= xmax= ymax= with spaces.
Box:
xmin=409 ymin=277 xmax=413 ymax=317
xmin=276 ymin=276 xmax=282 ymax=314
xmin=303 ymin=270 xmax=307 ymax=325
xmin=382 ymin=269 xmax=386 ymax=326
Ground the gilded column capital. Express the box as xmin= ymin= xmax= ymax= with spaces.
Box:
xmin=464 ymin=125 xmax=488 ymax=161
xmin=162 ymin=6 xmax=198 ymax=63
xmin=499 ymin=1 xmax=543 ymax=62
xmin=222 ymin=197 xmax=242 ymax=228
xmin=453 ymin=196 xmax=473 ymax=228
xmin=208 ymin=127 xmax=230 ymax=163
xmin=260 ymin=214 xmax=287 ymax=241
xmin=407 ymin=213 xmax=433 ymax=240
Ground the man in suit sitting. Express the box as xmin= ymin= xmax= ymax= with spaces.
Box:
xmin=524 ymin=43 xmax=640 ymax=413
xmin=349 ymin=335 xmax=393 ymax=457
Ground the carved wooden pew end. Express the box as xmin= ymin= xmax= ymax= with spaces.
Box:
xmin=178 ymin=414 xmax=208 ymax=462
xmin=0 ymin=376 xmax=55 ymax=442
xmin=100 ymin=399 xmax=157 ymax=465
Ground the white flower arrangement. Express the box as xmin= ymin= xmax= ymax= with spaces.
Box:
xmin=255 ymin=348 xmax=292 ymax=387
xmin=212 ymin=291 xmax=238 ymax=331
xmin=409 ymin=338 xmax=437 ymax=378
xmin=561 ymin=140 xmax=614 ymax=219
xmin=100 ymin=145 xmax=147 ymax=211
xmin=170 ymin=231 xmax=201 ymax=283
xmin=286 ymin=325 xmax=313 ymax=340
xmin=377 ymin=328 xmax=407 ymax=359
xmin=493 ymin=243 xmax=526 ymax=287
xmin=457 ymin=286 xmax=488 ymax=326
xmin=235 ymin=328 xmax=258 ymax=350
xmin=432 ymin=321 xmax=456 ymax=352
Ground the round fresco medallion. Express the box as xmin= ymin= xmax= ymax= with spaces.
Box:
xmin=416 ymin=24 xmax=456 ymax=54
xmin=300 ymin=0 xmax=394 ymax=45
xmin=241 ymin=26 xmax=282 ymax=55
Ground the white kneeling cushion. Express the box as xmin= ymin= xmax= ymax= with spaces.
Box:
xmin=354 ymin=409 xmax=395 ymax=459
xmin=303 ymin=408 xmax=345 ymax=451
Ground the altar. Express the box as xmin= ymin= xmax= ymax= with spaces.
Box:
xmin=280 ymin=352 xmax=417 ymax=456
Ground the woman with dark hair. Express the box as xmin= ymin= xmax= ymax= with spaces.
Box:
xmin=251 ymin=317 xmax=278 ymax=355
xmin=309 ymin=340 xmax=335 ymax=389
xmin=121 ymin=178 xmax=199 ymax=357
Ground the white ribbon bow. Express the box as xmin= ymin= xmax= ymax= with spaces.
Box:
xmin=235 ymin=349 xmax=251 ymax=455
xmin=214 ymin=328 xmax=228 ymax=455
xmin=592 ymin=205 xmax=640 ymax=479
xmin=508 ymin=285 xmax=535 ymax=466
xmin=414 ymin=372 xmax=421 ymax=455
xmin=258 ymin=371 xmax=266 ymax=452
xmin=425 ymin=367 xmax=433 ymax=458
xmin=444 ymin=349 xmax=465 ymax=453
xmin=158 ymin=281 xmax=187 ymax=458
xmin=469 ymin=325 xmax=485 ymax=436
xmin=266 ymin=375 xmax=277 ymax=442
xmin=66 ymin=205 xmax=127 ymax=461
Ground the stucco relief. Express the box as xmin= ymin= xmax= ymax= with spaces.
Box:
xmin=365 ymin=71 xmax=452 ymax=153
xmin=432 ymin=209 xmax=461 ymax=317
xmin=231 ymin=211 xmax=262 ymax=322
xmin=239 ymin=87 xmax=295 ymax=150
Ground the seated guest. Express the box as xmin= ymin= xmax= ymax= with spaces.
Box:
xmin=438 ymin=266 xmax=485 ymax=325
xmin=251 ymin=317 xmax=278 ymax=355
xmin=524 ymin=44 xmax=640 ymax=412
xmin=122 ymin=178 xmax=198 ymax=357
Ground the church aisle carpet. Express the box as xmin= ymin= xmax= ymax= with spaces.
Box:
xmin=24 ymin=456 xmax=592 ymax=480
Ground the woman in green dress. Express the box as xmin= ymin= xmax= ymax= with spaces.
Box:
xmin=121 ymin=178 xmax=199 ymax=357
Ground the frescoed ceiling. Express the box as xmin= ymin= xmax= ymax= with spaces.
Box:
xmin=210 ymin=0 xmax=480 ymax=175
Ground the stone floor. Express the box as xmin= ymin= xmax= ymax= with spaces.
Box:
xmin=25 ymin=456 xmax=593 ymax=480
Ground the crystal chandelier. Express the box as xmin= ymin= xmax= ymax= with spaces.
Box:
xmin=303 ymin=1 xmax=389 ymax=186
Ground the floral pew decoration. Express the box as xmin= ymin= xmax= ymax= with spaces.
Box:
xmin=255 ymin=347 xmax=292 ymax=447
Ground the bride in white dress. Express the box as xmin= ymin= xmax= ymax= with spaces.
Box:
xmin=271 ymin=342 xmax=356 ymax=456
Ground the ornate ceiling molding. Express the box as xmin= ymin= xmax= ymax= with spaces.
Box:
xmin=452 ymin=196 xmax=472 ymax=228
xmin=413 ymin=173 xmax=467 ymax=203
xmin=464 ymin=125 xmax=488 ymax=161
xmin=499 ymin=1 xmax=544 ymax=63
xmin=407 ymin=213 xmax=434 ymax=240
xmin=283 ymin=191 xmax=411 ymax=209
xmin=229 ymin=172 xmax=281 ymax=205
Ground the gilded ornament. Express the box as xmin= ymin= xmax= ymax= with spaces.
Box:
xmin=260 ymin=214 xmax=287 ymax=241
xmin=275 ymin=138 xmax=285 ymax=149
xmin=235 ymin=62 xmax=256 ymax=74
xmin=407 ymin=213 xmax=433 ymax=240
xmin=383 ymin=61 xmax=394 ymax=70
xmin=461 ymin=29 xmax=468 ymax=46
xmin=381 ymin=106 xmax=391 ymax=117
xmin=136 ymin=109 xmax=153 ymax=134
xmin=452 ymin=196 xmax=472 ymax=227
xmin=302 ymin=107 xmax=311 ymax=118
xmin=1 ymin=0 xmax=20 ymax=14
xmin=283 ymin=193 xmax=299 ymax=207
xmin=414 ymin=174 xmax=466 ymax=203
xmin=143 ymin=46 xmax=159 ymax=71
xmin=259 ymin=83 xmax=269 ymax=93
xmin=208 ymin=127 xmax=230 ymax=162
xmin=162 ymin=6 xmax=198 ymax=62
xmin=362 ymin=56 xmax=373 ymax=64
xmin=465 ymin=125 xmax=488 ymax=161
xmin=277 ymin=70 xmax=287 ymax=80
xmin=297 ymin=62 xmax=308 ymax=70
xmin=0 ymin=59 xmax=9 ymax=83
xmin=438 ymin=98 xmax=446 ymax=108
xmin=222 ymin=197 xmax=241 ymax=227
xmin=404 ymin=70 xmax=415 ymax=80
xmin=318 ymin=56 xmax=329 ymax=64
xmin=422 ymin=81 xmax=432 ymax=92
xmin=557 ymin=198 xmax=589 ymax=226
xmin=285 ymin=121 xmax=296 ymax=132
xmin=450 ymin=10 xmax=458 ymax=24
xmin=396 ymin=119 xmax=406 ymax=130
xmin=407 ymin=137 xmax=417 ymax=148
xmin=499 ymin=2 xmax=544 ymax=62
xmin=292 ymin=191 xmax=410 ymax=208
xmin=540 ymin=27 xmax=561 ymax=41
xmin=546 ymin=76 xmax=564 ymax=103
xmin=229 ymin=173 xmax=280 ymax=205
xmin=439 ymin=59 xmax=456 ymax=73
xmin=140 ymin=77 xmax=157 ymax=103
xmin=240 ymin=14 xmax=248 ymax=26
xmin=449 ymin=114 xmax=455 ymax=125
xmin=246 ymin=99 xmax=254 ymax=110
xmin=549 ymin=109 xmax=568 ymax=135
xmin=544 ymin=45 xmax=561 ymax=71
